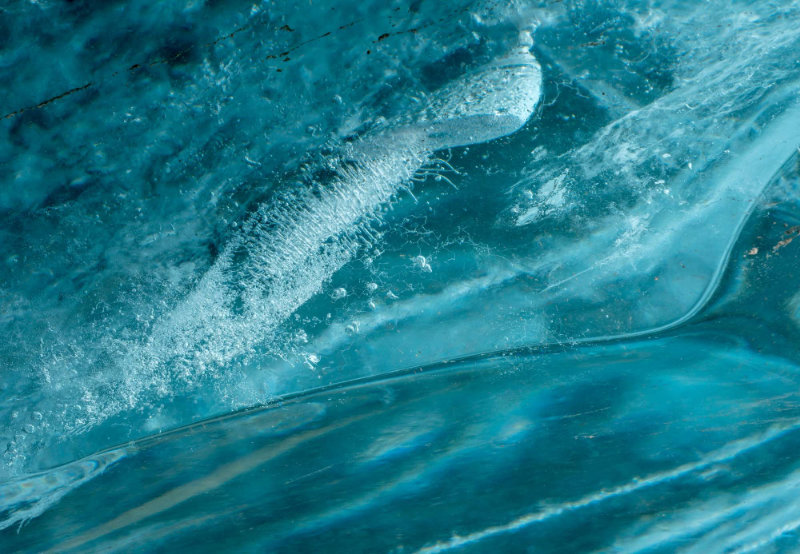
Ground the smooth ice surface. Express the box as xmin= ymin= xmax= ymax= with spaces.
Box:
xmin=2 ymin=0 xmax=800 ymax=551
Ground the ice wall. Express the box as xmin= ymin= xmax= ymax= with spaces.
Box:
xmin=1 ymin=0 xmax=800 ymax=490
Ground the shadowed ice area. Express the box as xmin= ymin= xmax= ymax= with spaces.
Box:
xmin=2 ymin=0 xmax=800 ymax=550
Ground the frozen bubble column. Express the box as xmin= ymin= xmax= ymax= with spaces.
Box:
xmin=0 ymin=37 xmax=542 ymax=490
xmin=118 ymin=35 xmax=542 ymax=403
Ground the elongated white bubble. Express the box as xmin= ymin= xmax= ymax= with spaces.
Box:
xmin=0 ymin=39 xmax=543 ymax=478
xmin=123 ymin=37 xmax=543 ymax=403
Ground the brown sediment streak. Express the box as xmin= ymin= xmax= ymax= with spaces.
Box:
xmin=1 ymin=16 xmax=257 ymax=121
xmin=3 ymin=82 xmax=93 ymax=120
xmin=1 ymin=16 xmax=362 ymax=120
xmin=1 ymin=0 xmax=486 ymax=121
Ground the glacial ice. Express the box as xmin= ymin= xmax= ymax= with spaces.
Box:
xmin=2 ymin=0 xmax=800 ymax=551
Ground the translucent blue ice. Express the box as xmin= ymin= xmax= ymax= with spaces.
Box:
xmin=2 ymin=0 xmax=800 ymax=551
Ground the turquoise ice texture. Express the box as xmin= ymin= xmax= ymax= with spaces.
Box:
xmin=2 ymin=0 xmax=800 ymax=551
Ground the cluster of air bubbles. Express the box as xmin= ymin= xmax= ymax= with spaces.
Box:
xmin=303 ymin=352 xmax=321 ymax=370
xmin=412 ymin=255 xmax=433 ymax=273
xmin=345 ymin=321 xmax=360 ymax=336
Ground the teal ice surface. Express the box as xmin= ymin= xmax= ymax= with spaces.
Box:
xmin=5 ymin=219 xmax=800 ymax=551
xmin=2 ymin=0 xmax=800 ymax=551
